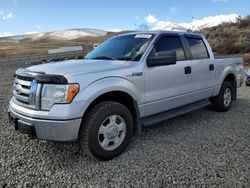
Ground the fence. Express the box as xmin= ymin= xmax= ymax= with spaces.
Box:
xmin=0 ymin=51 xmax=87 ymax=64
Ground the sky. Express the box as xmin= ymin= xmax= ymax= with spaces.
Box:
xmin=0 ymin=0 xmax=249 ymax=37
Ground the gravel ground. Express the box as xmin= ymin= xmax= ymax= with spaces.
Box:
xmin=0 ymin=62 xmax=250 ymax=187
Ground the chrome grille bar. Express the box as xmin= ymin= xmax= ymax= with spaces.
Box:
xmin=14 ymin=78 xmax=32 ymax=87
xmin=13 ymin=91 xmax=29 ymax=103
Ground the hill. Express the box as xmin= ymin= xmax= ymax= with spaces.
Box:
xmin=197 ymin=16 xmax=250 ymax=65
xmin=0 ymin=29 xmax=120 ymax=58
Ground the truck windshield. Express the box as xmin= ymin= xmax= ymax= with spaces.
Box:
xmin=86 ymin=33 xmax=155 ymax=61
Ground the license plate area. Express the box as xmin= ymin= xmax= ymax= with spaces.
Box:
xmin=8 ymin=112 xmax=36 ymax=138
xmin=17 ymin=120 xmax=32 ymax=132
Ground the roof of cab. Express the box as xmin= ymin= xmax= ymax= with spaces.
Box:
xmin=118 ymin=30 xmax=204 ymax=37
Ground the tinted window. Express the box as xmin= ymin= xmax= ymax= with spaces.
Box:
xmin=86 ymin=34 xmax=155 ymax=61
xmin=152 ymin=36 xmax=186 ymax=61
xmin=187 ymin=38 xmax=209 ymax=59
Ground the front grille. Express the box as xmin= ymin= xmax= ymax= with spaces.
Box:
xmin=13 ymin=77 xmax=41 ymax=110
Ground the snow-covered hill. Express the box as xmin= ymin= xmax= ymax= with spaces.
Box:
xmin=151 ymin=21 xmax=187 ymax=31
xmin=48 ymin=29 xmax=107 ymax=40
xmin=179 ymin=14 xmax=239 ymax=30
xmin=0 ymin=29 xmax=107 ymax=43
xmin=0 ymin=14 xmax=240 ymax=43
xmin=149 ymin=14 xmax=239 ymax=31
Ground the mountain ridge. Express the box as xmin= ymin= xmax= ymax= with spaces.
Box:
xmin=0 ymin=16 xmax=249 ymax=64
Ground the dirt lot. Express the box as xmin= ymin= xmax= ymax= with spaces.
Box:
xmin=0 ymin=62 xmax=250 ymax=187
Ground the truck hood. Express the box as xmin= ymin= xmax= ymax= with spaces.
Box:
xmin=27 ymin=59 xmax=127 ymax=76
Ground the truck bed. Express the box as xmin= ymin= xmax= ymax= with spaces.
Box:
xmin=214 ymin=55 xmax=242 ymax=59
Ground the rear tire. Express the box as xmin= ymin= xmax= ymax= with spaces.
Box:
xmin=210 ymin=81 xmax=234 ymax=112
xmin=246 ymin=77 xmax=250 ymax=86
xmin=79 ymin=101 xmax=133 ymax=160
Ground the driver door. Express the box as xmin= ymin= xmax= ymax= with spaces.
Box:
xmin=144 ymin=35 xmax=193 ymax=117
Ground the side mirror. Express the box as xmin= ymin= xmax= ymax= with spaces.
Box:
xmin=147 ymin=51 xmax=177 ymax=67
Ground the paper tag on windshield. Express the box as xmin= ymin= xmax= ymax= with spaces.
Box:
xmin=135 ymin=34 xmax=152 ymax=39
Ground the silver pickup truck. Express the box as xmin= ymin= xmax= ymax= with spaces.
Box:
xmin=8 ymin=31 xmax=244 ymax=160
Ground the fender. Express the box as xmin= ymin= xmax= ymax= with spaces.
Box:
xmin=219 ymin=65 xmax=237 ymax=85
xmin=75 ymin=76 xmax=144 ymax=135
xmin=214 ymin=65 xmax=237 ymax=96
xmin=74 ymin=76 xmax=145 ymax=115
xmin=76 ymin=76 xmax=143 ymax=103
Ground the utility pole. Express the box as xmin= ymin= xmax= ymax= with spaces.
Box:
xmin=192 ymin=16 xmax=194 ymax=31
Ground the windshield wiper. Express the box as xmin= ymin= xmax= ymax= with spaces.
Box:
xmin=116 ymin=57 xmax=132 ymax=61
xmin=92 ymin=56 xmax=117 ymax=60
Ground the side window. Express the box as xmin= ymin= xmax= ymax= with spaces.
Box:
xmin=187 ymin=38 xmax=209 ymax=59
xmin=152 ymin=36 xmax=186 ymax=61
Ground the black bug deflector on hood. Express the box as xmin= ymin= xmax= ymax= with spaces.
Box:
xmin=15 ymin=68 xmax=68 ymax=84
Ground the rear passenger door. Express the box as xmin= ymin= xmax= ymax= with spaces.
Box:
xmin=184 ymin=35 xmax=215 ymax=102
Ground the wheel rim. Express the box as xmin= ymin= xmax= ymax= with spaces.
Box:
xmin=98 ymin=115 xmax=126 ymax=151
xmin=223 ymin=88 xmax=232 ymax=107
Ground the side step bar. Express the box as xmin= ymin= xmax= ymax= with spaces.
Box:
xmin=141 ymin=99 xmax=210 ymax=127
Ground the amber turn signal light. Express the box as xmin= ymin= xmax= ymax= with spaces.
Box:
xmin=67 ymin=84 xmax=79 ymax=103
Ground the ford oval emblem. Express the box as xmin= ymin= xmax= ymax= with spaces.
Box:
xmin=15 ymin=84 xmax=22 ymax=95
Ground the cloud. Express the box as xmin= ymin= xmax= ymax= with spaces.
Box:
xmin=212 ymin=0 xmax=228 ymax=2
xmin=0 ymin=32 xmax=14 ymax=38
xmin=145 ymin=14 xmax=158 ymax=23
xmin=0 ymin=11 xmax=15 ymax=20
xmin=4 ymin=12 xmax=14 ymax=19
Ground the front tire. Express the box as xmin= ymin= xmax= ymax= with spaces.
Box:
xmin=211 ymin=81 xmax=234 ymax=112
xmin=79 ymin=101 xmax=133 ymax=160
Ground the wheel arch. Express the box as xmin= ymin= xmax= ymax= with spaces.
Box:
xmin=80 ymin=90 xmax=142 ymax=137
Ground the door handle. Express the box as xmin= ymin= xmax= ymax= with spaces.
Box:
xmin=209 ymin=64 xmax=214 ymax=71
xmin=185 ymin=66 xmax=191 ymax=74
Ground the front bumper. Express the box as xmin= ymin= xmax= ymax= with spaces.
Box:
xmin=8 ymin=106 xmax=82 ymax=141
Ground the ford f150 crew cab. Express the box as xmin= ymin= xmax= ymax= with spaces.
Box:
xmin=8 ymin=31 xmax=244 ymax=160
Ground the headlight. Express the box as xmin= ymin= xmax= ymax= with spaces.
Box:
xmin=41 ymin=84 xmax=79 ymax=110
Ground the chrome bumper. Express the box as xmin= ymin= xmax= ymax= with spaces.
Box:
xmin=8 ymin=106 xmax=82 ymax=141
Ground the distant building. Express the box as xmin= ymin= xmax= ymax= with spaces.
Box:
xmin=48 ymin=46 xmax=83 ymax=54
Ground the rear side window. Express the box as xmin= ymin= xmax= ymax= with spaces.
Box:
xmin=154 ymin=36 xmax=186 ymax=61
xmin=187 ymin=37 xmax=209 ymax=59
